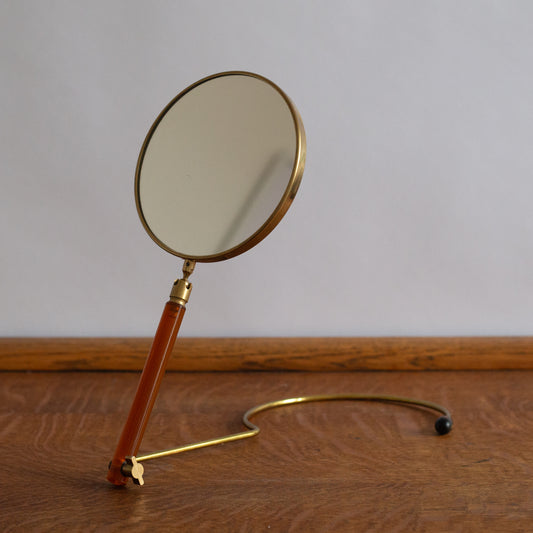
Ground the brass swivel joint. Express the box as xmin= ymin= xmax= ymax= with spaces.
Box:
xmin=169 ymin=260 xmax=196 ymax=306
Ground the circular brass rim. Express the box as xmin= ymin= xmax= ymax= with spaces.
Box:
xmin=134 ymin=71 xmax=306 ymax=263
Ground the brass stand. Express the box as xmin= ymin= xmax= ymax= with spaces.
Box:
xmin=121 ymin=394 xmax=453 ymax=486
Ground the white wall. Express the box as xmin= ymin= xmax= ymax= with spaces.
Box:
xmin=1 ymin=1 xmax=532 ymax=337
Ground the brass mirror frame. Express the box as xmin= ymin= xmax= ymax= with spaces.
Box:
xmin=134 ymin=70 xmax=306 ymax=263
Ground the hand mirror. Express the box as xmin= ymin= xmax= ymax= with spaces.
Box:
xmin=107 ymin=71 xmax=306 ymax=485
xmin=107 ymin=71 xmax=453 ymax=488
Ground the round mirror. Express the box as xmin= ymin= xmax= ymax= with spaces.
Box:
xmin=135 ymin=71 xmax=306 ymax=262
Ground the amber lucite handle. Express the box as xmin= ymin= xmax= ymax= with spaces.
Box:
xmin=107 ymin=300 xmax=186 ymax=485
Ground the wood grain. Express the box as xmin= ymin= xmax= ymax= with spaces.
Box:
xmin=1 ymin=370 xmax=532 ymax=531
xmin=1 ymin=336 xmax=533 ymax=371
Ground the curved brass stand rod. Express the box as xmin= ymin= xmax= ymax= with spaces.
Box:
xmin=136 ymin=393 xmax=452 ymax=463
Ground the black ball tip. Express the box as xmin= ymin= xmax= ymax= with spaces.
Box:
xmin=435 ymin=416 xmax=453 ymax=435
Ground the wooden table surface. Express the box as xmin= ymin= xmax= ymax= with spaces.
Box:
xmin=1 ymin=369 xmax=532 ymax=532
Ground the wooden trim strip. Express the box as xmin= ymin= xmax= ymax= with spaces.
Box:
xmin=0 ymin=337 xmax=532 ymax=371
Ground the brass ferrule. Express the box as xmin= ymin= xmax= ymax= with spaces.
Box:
xmin=169 ymin=278 xmax=192 ymax=306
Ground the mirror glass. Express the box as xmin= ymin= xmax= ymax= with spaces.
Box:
xmin=136 ymin=72 xmax=305 ymax=262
